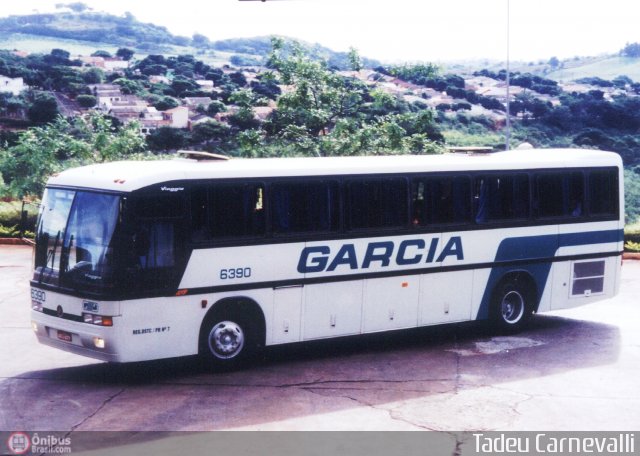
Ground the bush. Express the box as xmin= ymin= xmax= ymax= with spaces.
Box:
xmin=0 ymin=200 xmax=39 ymax=234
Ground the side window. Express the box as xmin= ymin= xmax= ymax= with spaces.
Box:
xmin=271 ymin=181 xmax=339 ymax=235
xmin=411 ymin=176 xmax=471 ymax=226
xmin=474 ymin=174 xmax=529 ymax=223
xmin=588 ymin=169 xmax=618 ymax=217
xmin=191 ymin=183 xmax=265 ymax=241
xmin=347 ymin=178 xmax=408 ymax=231
xmin=126 ymin=191 xmax=189 ymax=291
xmin=535 ymin=172 xmax=584 ymax=219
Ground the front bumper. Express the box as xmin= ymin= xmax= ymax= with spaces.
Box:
xmin=31 ymin=310 xmax=121 ymax=362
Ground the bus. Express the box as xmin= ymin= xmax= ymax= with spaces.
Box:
xmin=30 ymin=148 xmax=624 ymax=367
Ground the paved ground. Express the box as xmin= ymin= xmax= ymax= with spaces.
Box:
xmin=1 ymin=245 xmax=639 ymax=436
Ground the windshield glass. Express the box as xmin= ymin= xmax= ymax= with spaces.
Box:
xmin=34 ymin=189 xmax=121 ymax=293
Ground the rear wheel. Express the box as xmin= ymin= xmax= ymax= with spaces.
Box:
xmin=490 ymin=279 xmax=534 ymax=332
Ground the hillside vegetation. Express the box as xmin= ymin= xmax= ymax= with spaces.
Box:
xmin=1 ymin=12 xmax=640 ymax=227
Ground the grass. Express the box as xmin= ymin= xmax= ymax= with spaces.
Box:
xmin=548 ymin=56 xmax=640 ymax=82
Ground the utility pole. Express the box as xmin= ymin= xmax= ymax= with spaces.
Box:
xmin=505 ymin=0 xmax=511 ymax=151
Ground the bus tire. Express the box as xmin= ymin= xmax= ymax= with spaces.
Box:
xmin=490 ymin=276 xmax=534 ymax=332
xmin=199 ymin=310 xmax=257 ymax=370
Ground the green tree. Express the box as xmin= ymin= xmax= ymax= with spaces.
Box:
xmin=267 ymin=37 xmax=364 ymax=142
xmin=76 ymin=94 xmax=97 ymax=108
xmin=116 ymin=48 xmax=135 ymax=61
xmin=206 ymin=100 xmax=227 ymax=116
xmin=0 ymin=113 xmax=146 ymax=197
xmin=27 ymin=92 xmax=59 ymax=124
xmin=348 ymin=47 xmax=363 ymax=72
xmin=83 ymin=67 xmax=105 ymax=84
xmin=146 ymin=127 xmax=190 ymax=151
xmin=153 ymin=96 xmax=179 ymax=111
xmin=91 ymin=50 xmax=112 ymax=58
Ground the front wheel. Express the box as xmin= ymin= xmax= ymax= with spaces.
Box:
xmin=490 ymin=280 xmax=533 ymax=332
xmin=200 ymin=314 xmax=256 ymax=370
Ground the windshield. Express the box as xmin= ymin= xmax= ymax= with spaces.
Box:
xmin=34 ymin=189 xmax=121 ymax=293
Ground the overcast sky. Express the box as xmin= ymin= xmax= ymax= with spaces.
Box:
xmin=3 ymin=0 xmax=639 ymax=63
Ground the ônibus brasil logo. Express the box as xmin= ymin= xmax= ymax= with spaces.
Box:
xmin=7 ymin=432 xmax=30 ymax=455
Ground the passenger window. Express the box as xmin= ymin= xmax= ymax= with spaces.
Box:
xmin=535 ymin=172 xmax=584 ymax=219
xmin=191 ymin=184 xmax=265 ymax=241
xmin=474 ymin=174 xmax=529 ymax=223
xmin=271 ymin=181 xmax=339 ymax=234
xmin=347 ymin=178 xmax=408 ymax=230
xmin=588 ymin=169 xmax=618 ymax=217
xmin=411 ymin=176 xmax=471 ymax=226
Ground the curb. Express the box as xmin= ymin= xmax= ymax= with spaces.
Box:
xmin=0 ymin=238 xmax=34 ymax=246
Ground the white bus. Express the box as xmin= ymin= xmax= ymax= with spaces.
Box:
xmin=30 ymin=148 xmax=624 ymax=367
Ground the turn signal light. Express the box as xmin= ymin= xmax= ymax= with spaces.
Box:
xmin=83 ymin=313 xmax=114 ymax=326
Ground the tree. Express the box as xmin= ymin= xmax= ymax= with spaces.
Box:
xmin=27 ymin=93 xmax=59 ymax=124
xmin=206 ymin=100 xmax=226 ymax=116
xmin=82 ymin=67 xmax=104 ymax=84
xmin=192 ymin=33 xmax=211 ymax=48
xmin=76 ymin=94 xmax=97 ymax=108
xmin=191 ymin=121 xmax=230 ymax=144
xmin=91 ymin=50 xmax=112 ymax=58
xmin=266 ymin=37 xmax=365 ymax=140
xmin=50 ymin=48 xmax=71 ymax=61
xmin=55 ymin=2 xmax=90 ymax=12
xmin=620 ymin=42 xmax=640 ymax=58
xmin=116 ymin=48 xmax=135 ymax=61
xmin=153 ymin=96 xmax=179 ymax=111
xmin=348 ymin=47 xmax=363 ymax=72
xmin=0 ymin=113 xmax=146 ymax=197
xmin=146 ymin=127 xmax=190 ymax=151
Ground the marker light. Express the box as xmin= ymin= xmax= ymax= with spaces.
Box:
xmin=31 ymin=301 xmax=43 ymax=312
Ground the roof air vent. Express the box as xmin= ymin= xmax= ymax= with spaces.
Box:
xmin=177 ymin=150 xmax=230 ymax=161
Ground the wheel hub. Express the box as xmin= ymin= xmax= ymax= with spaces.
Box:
xmin=208 ymin=321 xmax=245 ymax=359
xmin=501 ymin=290 xmax=525 ymax=324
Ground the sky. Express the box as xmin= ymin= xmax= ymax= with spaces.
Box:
xmin=2 ymin=0 xmax=639 ymax=63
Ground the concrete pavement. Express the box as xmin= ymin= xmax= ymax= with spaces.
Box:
xmin=1 ymin=245 xmax=639 ymax=433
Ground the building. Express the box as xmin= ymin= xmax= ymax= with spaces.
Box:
xmin=0 ymin=76 xmax=27 ymax=95
xmin=163 ymin=106 xmax=189 ymax=129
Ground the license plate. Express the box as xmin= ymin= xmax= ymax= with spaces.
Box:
xmin=57 ymin=330 xmax=72 ymax=342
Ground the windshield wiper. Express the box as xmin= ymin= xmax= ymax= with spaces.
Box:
xmin=39 ymin=230 xmax=60 ymax=283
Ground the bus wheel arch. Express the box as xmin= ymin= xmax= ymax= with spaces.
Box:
xmin=198 ymin=297 xmax=266 ymax=368
xmin=489 ymin=271 xmax=538 ymax=332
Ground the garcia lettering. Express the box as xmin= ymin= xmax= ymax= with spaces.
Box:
xmin=297 ymin=236 xmax=464 ymax=274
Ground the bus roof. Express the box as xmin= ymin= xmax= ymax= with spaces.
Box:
xmin=47 ymin=148 xmax=622 ymax=193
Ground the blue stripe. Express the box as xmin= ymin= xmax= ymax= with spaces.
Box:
xmin=475 ymin=229 xmax=623 ymax=320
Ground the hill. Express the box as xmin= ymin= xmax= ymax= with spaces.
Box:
xmin=0 ymin=12 xmax=188 ymax=51
xmin=0 ymin=12 xmax=380 ymax=69
xmin=547 ymin=56 xmax=640 ymax=82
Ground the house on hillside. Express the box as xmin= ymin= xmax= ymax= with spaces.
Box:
xmin=0 ymin=76 xmax=27 ymax=95
xmin=138 ymin=106 xmax=190 ymax=134
xmin=189 ymin=113 xmax=217 ymax=129
xmin=149 ymin=75 xmax=170 ymax=85
xmin=184 ymin=97 xmax=213 ymax=110
xmin=103 ymin=58 xmax=129 ymax=72
xmin=195 ymin=80 xmax=214 ymax=92
xmin=163 ymin=106 xmax=189 ymax=129
xmin=79 ymin=57 xmax=129 ymax=72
